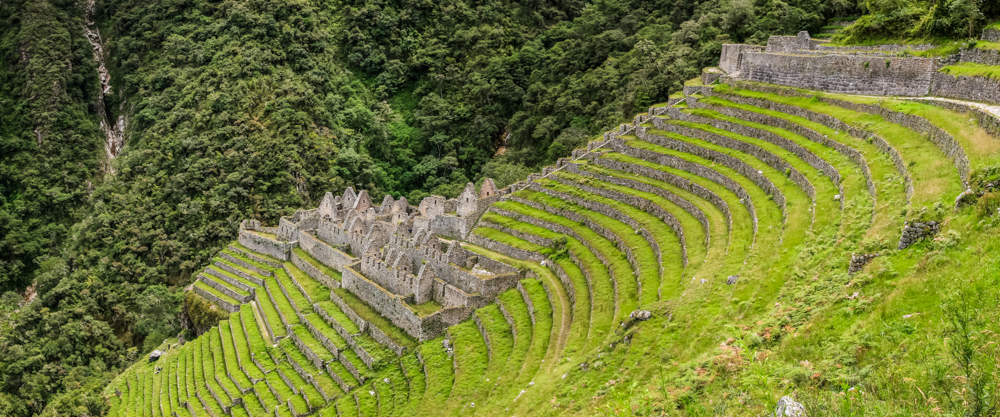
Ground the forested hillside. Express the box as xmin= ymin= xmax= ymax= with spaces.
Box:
xmin=3 ymin=0 xmax=998 ymax=414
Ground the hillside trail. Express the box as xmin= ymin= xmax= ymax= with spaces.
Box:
xmin=857 ymin=94 xmax=1000 ymax=118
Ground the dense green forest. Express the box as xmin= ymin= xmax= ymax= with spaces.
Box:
xmin=1 ymin=0 xmax=997 ymax=413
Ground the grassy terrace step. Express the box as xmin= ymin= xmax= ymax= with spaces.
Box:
xmin=417 ymin=337 xmax=455 ymax=411
xmin=331 ymin=288 xmax=417 ymax=350
xmin=474 ymin=215 xmax=593 ymax=354
xmin=207 ymin=330 xmax=241 ymax=404
xmin=614 ymin=137 xmax=804 ymax=344
xmin=265 ymin=275 xmax=300 ymax=326
xmin=577 ymin=160 xmax=743 ymax=300
xmin=717 ymin=84 xmax=964 ymax=210
xmin=513 ymin=185 xmax=647 ymax=312
xmin=314 ymin=300 xmax=361 ymax=335
xmin=335 ymin=393 xmax=358 ymax=416
xmin=446 ymin=320 xmax=490 ymax=413
xmin=648 ymin=120 xmax=827 ymax=228
xmin=216 ymin=322 xmax=253 ymax=391
xmin=274 ymin=269 xmax=310 ymax=312
xmin=206 ymin=264 xmax=259 ymax=290
xmin=193 ymin=281 xmax=240 ymax=307
xmin=696 ymin=94 xmax=904 ymax=240
xmin=474 ymin=304 xmax=515 ymax=384
xmin=397 ymin=354 xmax=426 ymax=415
xmin=191 ymin=339 xmax=226 ymax=415
xmin=239 ymin=305 xmax=276 ymax=370
xmin=278 ymin=361 xmax=320 ymax=411
xmin=201 ymin=334 xmax=236 ymax=408
xmin=292 ymin=247 xmax=343 ymax=283
xmin=593 ymin=152 xmax=756 ymax=283
xmin=200 ymin=273 xmax=251 ymax=298
xmin=678 ymin=109 xmax=846 ymax=222
xmin=220 ymin=248 xmax=275 ymax=275
xmin=515 ymin=280 xmax=554 ymax=385
xmin=491 ymin=197 xmax=622 ymax=340
xmin=227 ymin=318 xmax=264 ymax=381
xmin=283 ymin=261 xmax=329 ymax=302
xmin=554 ymin=170 xmax=694 ymax=295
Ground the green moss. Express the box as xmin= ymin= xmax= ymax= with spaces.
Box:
xmin=185 ymin=291 xmax=230 ymax=332
xmin=274 ymin=269 xmax=309 ymax=311
xmin=335 ymin=393 xmax=359 ymax=416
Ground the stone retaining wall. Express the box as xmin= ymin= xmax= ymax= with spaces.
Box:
xmin=214 ymin=260 xmax=265 ymax=286
xmin=590 ymin=155 xmax=739 ymax=236
xmin=961 ymin=47 xmax=1000 ymax=65
xmin=477 ymin=220 xmax=554 ymax=248
xmin=911 ymin=98 xmax=1000 ymax=139
xmin=199 ymin=275 xmax=252 ymax=304
xmin=298 ymin=231 xmax=356 ymax=270
xmin=527 ymin=182 xmax=649 ymax=275
xmin=983 ymin=28 xmax=1000 ymax=42
xmin=341 ymin=265 xmax=456 ymax=341
xmin=205 ymin=268 xmax=254 ymax=293
xmin=238 ymin=229 xmax=292 ymax=261
xmin=289 ymin=328 xmax=325 ymax=370
xmin=685 ymin=98 xmax=846 ymax=202
xmin=740 ymin=52 xmax=934 ymax=96
xmin=193 ymin=286 xmax=240 ymax=313
xmin=263 ymin=282 xmax=292 ymax=330
xmin=932 ymin=71 xmax=1000 ymax=106
xmin=547 ymin=174 xmax=680 ymax=271
xmin=545 ymin=260 xmax=577 ymax=314
xmin=690 ymin=96 xmax=877 ymax=214
xmin=637 ymin=126 xmax=790 ymax=217
xmin=368 ymin=324 xmax=407 ymax=356
xmin=467 ymin=232 xmax=546 ymax=262
xmin=221 ymin=252 xmax=273 ymax=277
xmin=565 ymin=162 xmax=710 ymax=247
xmin=228 ymin=244 xmax=283 ymax=268
xmin=898 ymin=220 xmax=940 ymax=250
xmin=654 ymin=116 xmax=818 ymax=208
xmin=715 ymin=86 xmax=914 ymax=201
xmin=290 ymin=249 xmax=339 ymax=290
xmin=815 ymin=95 xmax=970 ymax=185
xmin=726 ymin=81 xmax=970 ymax=186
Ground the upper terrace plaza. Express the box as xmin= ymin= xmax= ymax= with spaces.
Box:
xmin=105 ymin=29 xmax=1000 ymax=416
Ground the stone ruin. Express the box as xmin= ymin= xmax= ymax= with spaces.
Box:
xmin=238 ymin=180 xmax=522 ymax=342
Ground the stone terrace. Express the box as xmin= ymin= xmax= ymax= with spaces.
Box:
xmin=104 ymin=28 xmax=1000 ymax=417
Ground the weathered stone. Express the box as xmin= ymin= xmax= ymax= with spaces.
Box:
xmin=773 ymin=396 xmax=807 ymax=417
xmin=629 ymin=310 xmax=652 ymax=321
xmin=726 ymin=275 xmax=739 ymax=285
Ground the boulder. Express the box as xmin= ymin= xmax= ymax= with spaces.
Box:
xmin=148 ymin=350 xmax=163 ymax=363
xmin=629 ymin=310 xmax=652 ymax=321
xmin=773 ymin=396 xmax=807 ymax=417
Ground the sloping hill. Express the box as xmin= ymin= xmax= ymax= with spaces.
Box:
xmin=103 ymin=28 xmax=1000 ymax=416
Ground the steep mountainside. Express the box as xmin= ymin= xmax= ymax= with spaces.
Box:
xmin=3 ymin=0 xmax=1000 ymax=414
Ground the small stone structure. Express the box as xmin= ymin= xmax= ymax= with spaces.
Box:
xmin=772 ymin=396 xmax=807 ymax=417
xmin=718 ymin=28 xmax=1000 ymax=105
xmin=232 ymin=181 xmax=524 ymax=342
xmin=848 ymin=253 xmax=878 ymax=274
xmin=898 ymin=221 xmax=940 ymax=250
